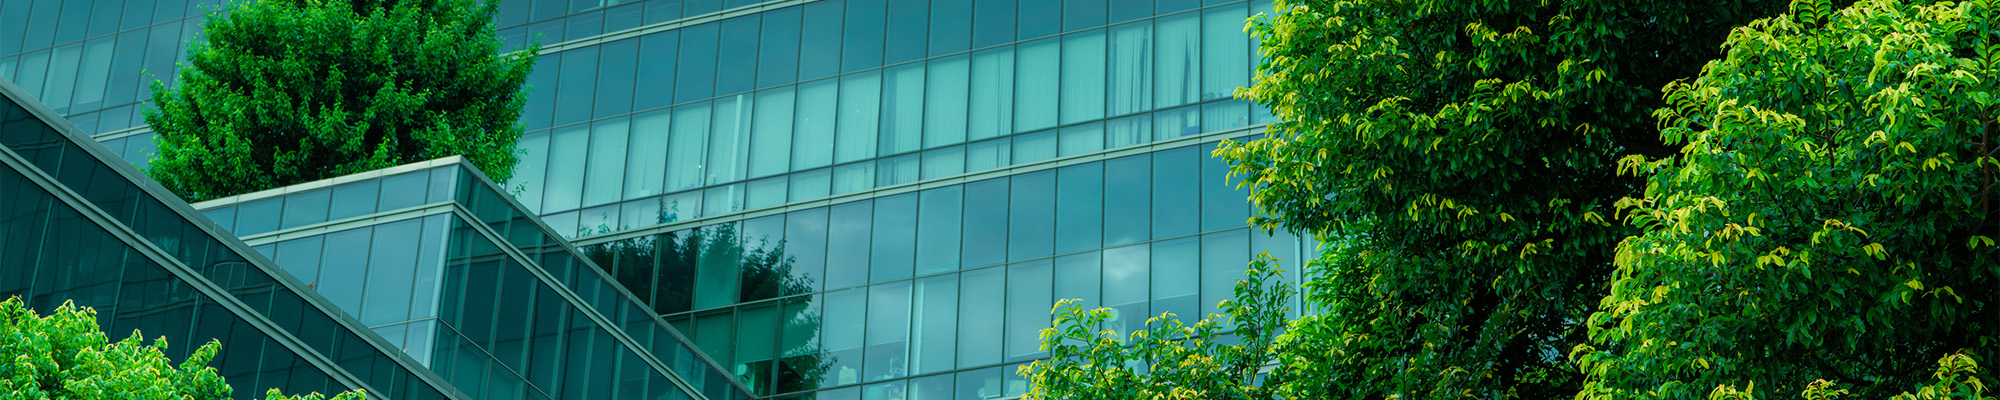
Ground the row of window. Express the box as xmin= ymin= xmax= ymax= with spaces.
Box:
xmin=0 ymin=17 xmax=201 ymax=132
xmin=201 ymin=167 xmax=458 ymax=238
xmin=0 ymin=0 xmax=219 ymax=56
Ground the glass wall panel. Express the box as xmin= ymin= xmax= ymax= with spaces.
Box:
xmin=319 ymin=227 xmax=372 ymax=313
xmin=635 ymin=31 xmax=679 ymax=111
xmin=1013 ymin=38 xmax=1059 ymax=133
xmin=915 ymin=186 xmax=963 ymax=275
xmin=554 ymin=46 xmax=598 ymax=126
xmin=1156 ymin=13 xmax=1201 ymax=108
xmin=1108 ymin=21 xmax=1153 ymax=117
xmin=758 ymin=7 xmax=803 ymax=89
xmin=1152 ymin=237 xmax=1200 ymax=321
xmin=1054 ymin=252 xmax=1102 ymax=309
xmin=909 ymin=275 xmax=959 ymax=377
xmin=823 ymin=288 xmax=866 ymax=387
xmin=1202 ymin=4 xmax=1250 ymax=101
xmin=826 ymin=201 xmax=872 ymax=289
xmin=842 ymin=0 xmax=885 ymax=72
xmin=1101 ymin=244 xmax=1148 ymax=337
xmin=512 ymin=131 xmax=549 ymax=212
xmin=235 ymin=198 xmax=280 ymax=235
xmin=1201 ymin=229 xmax=1249 ymax=317
xmin=363 ymin=219 xmax=422 ymax=325
xmin=1018 ymin=0 xmax=1059 ymax=39
xmin=924 ymin=56 xmax=970 ymax=148
xmin=785 ymin=208 xmax=829 ymax=293
xmin=1004 ymin=260 xmax=1050 ymax=362
xmin=717 ymin=15 xmax=761 ymax=96
xmin=881 ymin=64 xmax=924 ymax=156
xmin=1064 ymin=0 xmax=1107 ymax=30
xmin=596 ymin=39 xmax=639 ymax=118
xmin=676 ymin=22 xmax=719 ymax=103
xmin=1059 ymin=123 xmax=1105 ymax=156
xmin=1155 ymin=104 xmax=1201 ymax=138
xmin=668 ymin=102 xmax=711 ymax=192
xmin=751 ymin=87 xmax=796 ymax=178
xmin=833 ymin=162 xmax=876 ymax=194
xmin=1104 ymin=153 xmax=1151 ymax=245
xmin=792 ymin=168 xmax=832 ymax=201
xmin=702 ymin=183 xmax=744 ymax=215
xmin=965 ymin=138 xmax=1010 ymax=172
xmin=962 ymin=178 xmax=1008 ymax=268
xmin=626 ymin=109 xmax=672 ymax=198
xmin=837 ymin=71 xmax=882 ymax=163
xmin=955 ymin=367 xmax=1003 ymax=400
xmin=1202 ymin=149 xmax=1250 ymax=230
xmin=1153 ymin=146 xmax=1200 ymax=238
xmin=922 ymin=146 xmax=966 ymax=179
xmin=274 ymin=237 xmax=324 ymax=291
xmin=1012 ymin=130 xmax=1056 ymax=164
xmin=42 ymin=44 xmax=78 ymax=111
xmin=885 ymin=0 xmax=928 ymax=65
xmin=1202 ymin=100 xmax=1249 ymax=132
xmin=585 ymin=117 xmax=631 ymax=207
xmin=1061 ymin=30 xmax=1107 ymax=125
xmin=695 ymin=223 xmax=744 ymax=309
xmin=709 ymin=94 xmax=752 ymax=184
xmin=544 ymin=124 xmax=590 ymax=212
xmin=972 ymin=0 xmax=1015 ymax=48
xmin=1007 ymin=171 xmax=1055 ymax=261
xmin=800 ymin=0 xmax=846 ymax=80
xmin=779 ymin=294 xmax=824 ymax=393
xmin=967 ymin=47 xmax=1015 ymax=141
xmin=864 ymin=281 xmax=911 ymax=381
xmin=957 ymin=267 xmax=1003 ymax=368
xmin=930 ymin=0 xmax=972 ymax=55
xmin=795 ymin=79 xmax=839 ymax=170
xmin=737 ymin=303 xmax=777 ymax=391
xmin=1107 ymin=114 xmax=1152 ymax=148
xmin=1055 ymin=162 xmax=1104 ymax=254
xmin=871 ymin=193 xmax=917 ymax=282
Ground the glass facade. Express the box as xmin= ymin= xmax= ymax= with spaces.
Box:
xmin=7 ymin=0 xmax=1304 ymax=398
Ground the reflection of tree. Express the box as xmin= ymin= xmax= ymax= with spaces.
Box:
xmin=578 ymin=199 xmax=830 ymax=395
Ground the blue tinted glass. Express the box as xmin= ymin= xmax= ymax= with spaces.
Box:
xmin=837 ymin=71 xmax=881 ymax=163
xmin=319 ymin=227 xmax=372 ymax=314
xmin=708 ymin=95 xmax=752 ymax=185
xmin=915 ymin=186 xmax=963 ymax=275
xmin=967 ymin=47 xmax=1015 ymax=141
xmin=870 ymin=193 xmax=917 ymax=282
xmin=694 ymin=223 xmax=741 ymax=309
xmin=1202 ymin=147 xmax=1249 ymax=230
xmin=1064 ymin=0 xmax=1106 ymax=31
xmin=362 ymin=219 xmax=421 ymax=325
xmin=1018 ymin=0 xmax=1060 ymax=39
xmin=1110 ymin=0 xmax=1149 ymax=22
xmin=627 ymin=109 xmax=672 ymax=198
xmin=717 ymin=15 xmax=761 ymax=96
xmin=585 ymin=118 xmax=631 ymax=207
xmin=1155 ymin=104 xmax=1201 ymax=138
xmin=1062 ymin=31 xmax=1108 ymax=125
xmin=885 ymin=0 xmax=927 ymax=65
xmin=1013 ymin=38 xmax=1059 ymax=133
xmin=511 ymin=130 xmax=548 ymax=212
xmin=800 ymin=0 xmax=845 ymax=80
xmin=971 ymin=0 xmax=1016 ymax=48
xmin=962 ymin=178 xmax=1008 ymax=268
xmin=567 ymin=10 xmax=603 ymax=40
xmin=922 ymin=145 xmax=966 ymax=179
xmin=668 ymin=102 xmax=711 ymax=192
xmin=676 ymin=22 xmax=720 ymax=103
xmin=1101 ymin=244 xmax=1148 ymax=336
xmin=554 ymin=46 xmax=598 ymax=126
xmin=596 ymin=39 xmax=639 ymax=118
xmin=1055 ymin=162 xmax=1103 ymax=253
xmin=1004 ymin=260 xmax=1051 ymax=362
xmin=912 ymin=275 xmax=958 ymax=375
xmin=842 ymin=0 xmax=885 ymax=72
xmin=925 ymin=56 xmax=970 ymax=148
xmin=1007 ymin=171 xmax=1055 ymax=261
xmin=1108 ymin=21 xmax=1154 ymax=117
xmin=1201 ymin=229 xmax=1249 ymax=317
xmin=635 ymin=31 xmax=680 ymax=111
xmin=646 ymin=0 xmax=684 ymax=23
xmin=1156 ymin=13 xmax=1201 ymax=107
xmin=822 ymin=288 xmax=866 ymax=386
xmin=826 ymin=201 xmax=872 ymax=289
xmin=1203 ymin=4 xmax=1251 ymax=101
xmin=1202 ymin=100 xmax=1250 ymax=132
xmin=930 ymin=0 xmax=972 ymax=55
xmin=1104 ymin=153 xmax=1150 ymax=245
xmin=1157 ymin=0 xmax=1197 ymax=13
xmin=543 ymin=124 xmax=589 ymax=212
xmin=785 ymin=208 xmax=830 ymax=292
xmin=758 ymin=7 xmax=803 ymax=88
xmin=378 ymin=172 xmax=428 ymax=211
xmin=274 ymin=236 xmax=324 ymax=288
xmin=1060 ymin=123 xmax=1105 ymax=156
xmin=329 ymin=180 xmax=380 ymax=221
xmin=864 ymin=281 xmax=911 ymax=381
xmin=957 ymin=267 xmax=1004 ymax=368
xmin=687 ymin=0 xmax=721 ymax=15
xmin=880 ymin=64 xmax=924 ymax=156
xmin=1054 ymin=251 xmax=1101 ymax=309
xmin=522 ymin=53 xmax=558 ymax=130
xmin=750 ymin=87 xmax=796 ymax=178
xmin=794 ymin=79 xmax=838 ymax=170
xmin=1013 ymin=130 xmax=1056 ymax=164
xmin=1151 ymin=237 xmax=1200 ymax=322
xmin=235 ymin=198 xmax=282 ymax=236
xmin=1153 ymin=146 xmax=1199 ymax=238
xmin=966 ymin=137 xmax=1011 ymax=172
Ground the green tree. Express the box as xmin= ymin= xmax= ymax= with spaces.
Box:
xmin=0 ymin=297 xmax=364 ymax=400
xmin=144 ymin=0 xmax=536 ymax=201
xmin=1578 ymin=0 xmax=2000 ymax=398
xmin=1217 ymin=0 xmax=1784 ymax=398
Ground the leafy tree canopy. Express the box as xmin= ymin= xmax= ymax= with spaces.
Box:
xmin=0 ymin=297 xmax=363 ymax=400
xmin=1579 ymin=0 xmax=2000 ymax=397
xmin=144 ymin=0 xmax=535 ymax=201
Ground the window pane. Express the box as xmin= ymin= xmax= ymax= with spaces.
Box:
xmin=747 ymin=175 xmax=786 ymax=209
xmin=1014 ymin=38 xmax=1059 ymax=133
xmin=791 ymin=168 xmax=832 ymax=201
xmin=826 ymin=201 xmax=872 ymax=289
xmin=1202 ymin=5 xmax=1250 ymax=101
xmin=885 ymin=0 xmax=927 ymax=65
xmin=363 ymin=219 xmax=421 ymax=325
xmin=694 ymin=223 xmax=742 ymax=309
xmin=1153 ymin=146 xmax=1199 ymax=238
xmin=1060 ymin=123 xmax=1104 ymax=156
xmin=1107 ymin=114 xmax=1151 ymax=148
xmin=823 ymin=288 xmax=866 ymax=386
xmin=878 ymin=153 xmax=920 ymax=186
xmin=909 ymin=275 xmax=959 ymax=378
xmin=925 ymin=55 xmax=970 ymax=148
xmin=1014 ymin=130 xmax=1056 ymax=164
xmin=751 ymin=87 xmax=796 ymax=178
xmin=1201 ymin=229 xmax=1249 ymax=317
xmin=1061 ymin=30 xmax=1107 ymax=125
xmin=922 ymin=146 xmax=966 ymax=179
xmin=1064 ymin=0 xmax=1106 ymax=30
xmin=1152 ymin=237 xmax=1199 ymax=322
xmin=1156 ymin=13 xmax=1200 ymax=108
xmin=1202 ymin=148 xmax=1249 ymax=230
xmin=916 ymin=186 xmax=963 ymax=275
xmin=1054 ymin=252 xmax=1101 ymax=309
xmin=966 ymin=137 xmax=1011 ymax=172
xmin=511 ymin=131 xmax=549 ymax=212
xmin=962 ymin=178 xmax=1008 ymax=268
xmin=597 ymin=39 xmax=639 ymax=118
xmin=1104 ymin=153 xmax=1150 ymax=245
xmin=837 ymin=71 xmax=882 ymax=163
xmin=676 ymin=22 xmax=719 ymax=103
xmin=585 ymin=117 xmax=631 ymax=207
xmin=234 ymin=198 xmax=281 ymax=236
xmin=967 ymin=47 xmax=1014 ymax=141
xmin=330 ymin=179 xmax=380 ymax=221
xmin=555 ymin=46 xmax=598 ymax=126
xmin=882 ymin=64 xmax=925 ymax=156
xmin=1004 ymin=260 xmax=1050 ymax=362
xmin=1007 ymin=171 xmax=1055 ymax=261
xmin=843 ymin=0 xmax=885 ymax=72
xmin=871 ymin=193 xmax=917 ymax=282
xmin=708 ymin=94 xmax=752 ymax=184
xmin=544 ymin=124 xmax=590 ymax=212
xmin=319 ymin=227 xmax=372 ymax=314
xmin=668 ymin=102 xmax=711 ymax=192
xmin=626 ymin=109 xmax=672 ymax=198
xmin=636 ymin=31 xmax=680 ymax=111
xmin=1155 ymin=104 xmax=1200 ymax=139
xmin=1108 ymin=21 xmax=1153 ymax=117
xmin=865 ymin=281 xmax=911 ymax=381
xmin=736 ymin=303 xmax=777 ymax=390
xmin=834 ymin=162 xmax=876 ymax=194
xmin=958 ymin=267 xmax=1003 ymax=368
xmin=1055 ymin=162 xmax=1103 ymax=254
xmin=1201 ymin=100 xmax=1249 ymax=132
xmin=702 ymin=183 xmax=744 ymax=215
xmin=759 ymin=7 xmax=802 ymax=88
xmin=1101 ymin=244 xmax=1148 ymax=337
xmin=282 ymin=189 xmax=331 ymax=229
xmin=930 ymin=0 xmax=971 ymax=55
xmin=800 ymin=0 xmax=846 ymax=80
xmin=795 ymin=79 xmax=839 ymax=170
xmin=275 ymin=237 xmax=324 ymax=289
xmin=717 ymin=15 xmax=761 ymax=97
xmin=1018 ymin=0 xmax=1059 ymax=39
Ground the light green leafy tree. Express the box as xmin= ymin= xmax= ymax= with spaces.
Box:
xmin=144 ymin=0 xmax=536 ymax=201
xmin=1578 ymin=0 xmax=2000 ymax=398
xmin=1 ymin=297 xmax=364 ymax=400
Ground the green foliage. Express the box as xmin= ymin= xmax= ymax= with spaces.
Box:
xmin=144 ymin=0 xmax=536 ymax=201
xmin=1021 ymin=257 xmax=1293 ymax=400
xmin=1579 ymin=0 xmax=2000 ymax=397
xmin=1221 ymin=0 xmax=1783 ymax=398
xmin=0 ymin=297 xmax=363 ymax=400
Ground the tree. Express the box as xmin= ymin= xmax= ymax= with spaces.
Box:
xmin=1578 ymin=0 xmax=2000 ymax=398
xmin=1216 ymin=0 xmax=1785 ymax=398
xmin=144 ymin=0 xmax=535 ymax=201
xmin=0 ymin=297 xmax=364 ymax=400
